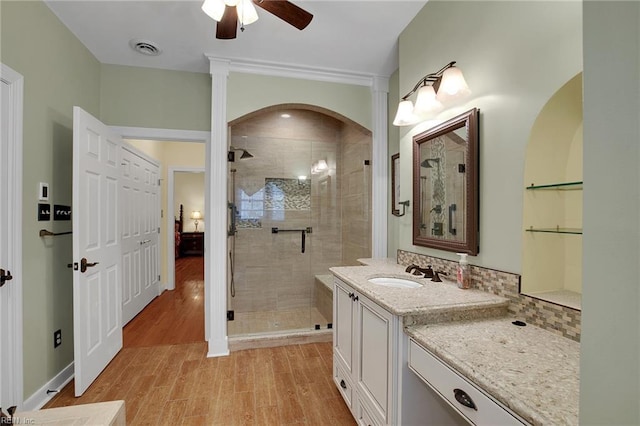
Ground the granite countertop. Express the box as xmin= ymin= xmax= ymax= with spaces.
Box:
xmin=406 ymin=318 xmax=580 ymax=425
xmin=330 ymin=258 xmax=579 ymax=425
xmin=330 ymin=258 xmax=509 ymax=323
xmin=15 ymin=400 xmax=125 ymax=425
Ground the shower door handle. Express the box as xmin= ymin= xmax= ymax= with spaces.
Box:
xmin=448 ymin=204 xmax=457 ymax=236
xmin=301 ymin=230 xmax=305 ymax=253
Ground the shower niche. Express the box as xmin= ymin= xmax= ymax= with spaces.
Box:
xmin=226 ymin=105 xmax=372 ymax=338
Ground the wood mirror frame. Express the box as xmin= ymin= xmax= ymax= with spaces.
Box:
xmin=412 ymin=108 xmax=479 ymax=255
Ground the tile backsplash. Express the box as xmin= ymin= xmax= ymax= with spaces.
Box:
xmin=397 ymin=250 xmax=581 ymax=341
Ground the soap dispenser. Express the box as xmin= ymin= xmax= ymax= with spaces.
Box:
xmin=456 ymin=253 xmax=470 ymax=289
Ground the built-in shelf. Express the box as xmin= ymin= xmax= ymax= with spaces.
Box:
xmin=526 ymin=181 xmax=583 ymax=190
xmin=525 ymin=289 xmax=582 ymax=311
xmin=526 ymin=227 xmax=582 ymax=235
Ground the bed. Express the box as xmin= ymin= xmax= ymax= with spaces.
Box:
xmin=175 ymin=204 xmax=183 ymax=258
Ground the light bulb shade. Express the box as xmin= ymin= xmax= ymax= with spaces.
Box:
xmin=316 ymin=159 xmax=328 ymax=170
xmin=436 ymin=66 xmax=471 ymax=102
xmin=202 ymin=0 xmax=225 ymax=21
xmin=237 ymin=0 xmax=259 ymax=25
xmin=413 ymin=85 xmax=444 ymax=116
xmin=393 ymin=100 xmax=419 ymax=126
xmin=190 ymin=211 xmax=203 ymax=220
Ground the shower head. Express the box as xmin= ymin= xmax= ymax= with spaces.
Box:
xmin=421 ymin=158 xmax=440 ymax=168
xmin=229 ymin=146 xmax=254 ymax=161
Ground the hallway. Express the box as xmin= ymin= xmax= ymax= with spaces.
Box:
xmin=124 ymin=256 xmax=205 ymax=348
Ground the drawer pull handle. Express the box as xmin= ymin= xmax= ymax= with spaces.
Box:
xmin=454 ymin=388 xmax=477 ymax=411
xmin=340 ymin=379 xmax=347 ymax=389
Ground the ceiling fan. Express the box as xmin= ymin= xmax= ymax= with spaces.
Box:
xmin=202 ymin=0 xmax=314 ymax=40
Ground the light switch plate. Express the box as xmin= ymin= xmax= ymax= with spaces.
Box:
xmin=39 ymin=182 xmax=49 ymax=201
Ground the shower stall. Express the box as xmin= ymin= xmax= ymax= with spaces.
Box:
xmin=226 ymin=106 xmax=372 ymax=338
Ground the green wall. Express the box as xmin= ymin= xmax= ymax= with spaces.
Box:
xmin=1 ymin=0 xmax=102 ymax=399
xmin=228 ymin=72 xmax=372 ymax=130
xmin=581 ymin=2 xmax=640 ymax=423
xmin=100 ymin=64 xmax=211 ymax=131
xmin=395 ymin=1 xmax=582 ymax=272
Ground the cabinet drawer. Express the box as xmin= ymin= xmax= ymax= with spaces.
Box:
xmin=356 ymin=397 xmax=383 ymax=426
xmin=409 ymin=339 xmax=525 ymax=426
xmin=334 ymin=357 xmax=353 ymax=409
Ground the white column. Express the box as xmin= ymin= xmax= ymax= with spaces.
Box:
xmin=371 ymin=76 xmax=389 ymax=258
xmin=206 ymin=58 xmax=230 ymax=356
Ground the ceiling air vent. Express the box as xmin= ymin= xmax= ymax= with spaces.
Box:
xmin=129 ymin=39 xmax=162 ymax=57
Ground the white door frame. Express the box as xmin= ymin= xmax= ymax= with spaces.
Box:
xmin=167 ymin=166 xmax=205 ymax=291
xmin=110 ymin=126 xmax=212 ymax=344
xmin=0 ymin=63 xmax=24 ymax=408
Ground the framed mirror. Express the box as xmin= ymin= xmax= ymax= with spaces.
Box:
xmin=412 ymin=108 xmax=479 ymax=255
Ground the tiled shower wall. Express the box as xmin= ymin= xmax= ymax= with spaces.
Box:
xmin=397 ymin=250 xmax=581 ymax=341
xmin=229 ymin=108 xmax=371 ymax=316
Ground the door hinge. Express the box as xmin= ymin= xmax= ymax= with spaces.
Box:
xmin=157 ymin=179 xmax=161 ymax=186
xmin=157 ymin=227 xmax=160 ymax=233
xmin=158 ymin=275 xmax=161 ymax=281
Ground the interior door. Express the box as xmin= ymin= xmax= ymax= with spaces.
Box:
xmin=0 ymin=64 xmax=21 ymax=409
xmin=72 ymin=106 xmax=122 ymax=396
xmin=121 ymin=145 xmax=160 ymax=325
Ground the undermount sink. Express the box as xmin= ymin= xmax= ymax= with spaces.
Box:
xmin=368 ymin=277 xmax=423 ymax=289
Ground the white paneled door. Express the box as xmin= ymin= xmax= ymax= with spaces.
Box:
xmin=121 ymin=145 xmax=160 ymax=325
xmin=0 ymin=64 xmax=23 ymax=409
xmin=72 ymin=107 xmax=123 ymax=396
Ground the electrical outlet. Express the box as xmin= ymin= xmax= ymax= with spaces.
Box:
xmin=54 ymin=329 xmax=62 ymax=348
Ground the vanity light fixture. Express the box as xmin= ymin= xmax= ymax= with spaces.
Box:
xmin=392 ymin=61 xmax=471 ymax=127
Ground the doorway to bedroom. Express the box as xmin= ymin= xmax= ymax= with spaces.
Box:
xmin=123 ymin=139 xmax=206 ymax=347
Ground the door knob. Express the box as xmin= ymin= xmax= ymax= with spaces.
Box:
xmin=0 ymin=268 xmax=13 ymax=287
xmin=80 ymin=258 xmax=99 ymax=273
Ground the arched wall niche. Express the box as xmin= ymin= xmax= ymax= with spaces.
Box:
xmin=521 ymin=72 xmax=583 ymax=310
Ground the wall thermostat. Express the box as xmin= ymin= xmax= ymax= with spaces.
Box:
xmin=39 ymin=182 xmax=49 ymax=201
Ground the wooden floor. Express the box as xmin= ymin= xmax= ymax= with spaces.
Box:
xmin=124 ymin=256 xmax=205 ymax=347
xmin=45 ymin=256 xmax=355 ymax=425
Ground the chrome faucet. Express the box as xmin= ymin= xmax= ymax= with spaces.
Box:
xmin=404 ymin=264 xmax=434 ymax=278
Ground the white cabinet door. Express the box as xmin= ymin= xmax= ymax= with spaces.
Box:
xmin=357 ymin=295 xmax=394 ymax=424
xmin=334 ymin=279 xmax=356 ymax=372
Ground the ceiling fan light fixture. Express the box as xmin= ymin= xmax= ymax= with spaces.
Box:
xmin=202 ymin=0 xmax=225 ymax=22
xmin=237 ymin=0 xmax=259 ymax=25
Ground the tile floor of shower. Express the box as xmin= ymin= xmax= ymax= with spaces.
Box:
xmin=227 ymin=307 xmax=331 ymax=336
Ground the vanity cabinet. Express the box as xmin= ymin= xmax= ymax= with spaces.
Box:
xmin=333 ymin=278 xmax=398 ymax=425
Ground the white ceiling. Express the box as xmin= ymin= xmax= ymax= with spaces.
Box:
xmin=44 ymin=0 xmax=426 ymax=77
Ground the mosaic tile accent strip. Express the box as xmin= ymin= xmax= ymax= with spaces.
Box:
xmin=237 ymin=218 xmax=262 ymax=229
xmin=264 ymin=178 xmax=311 ymax=211
xmin=397 ymin=249 xmax=581 ymax=342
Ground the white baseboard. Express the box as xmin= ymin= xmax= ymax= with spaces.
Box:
xmin=22 ymin=362 xmax=74 ymax=411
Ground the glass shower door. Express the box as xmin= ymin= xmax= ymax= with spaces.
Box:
xmin=227 ymin=135 xmax=314 ymax=337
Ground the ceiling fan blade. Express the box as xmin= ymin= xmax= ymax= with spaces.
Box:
xmin=216 ymin=5 xmax=238 ymax=39
xmin=253 ymin=0 xmax=313 ymax=30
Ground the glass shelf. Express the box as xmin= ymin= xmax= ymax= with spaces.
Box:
xmin=526 ymin=181 xmax=583 ymax=190
xmin=526 ymin=227 xmax=582 ymax=235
